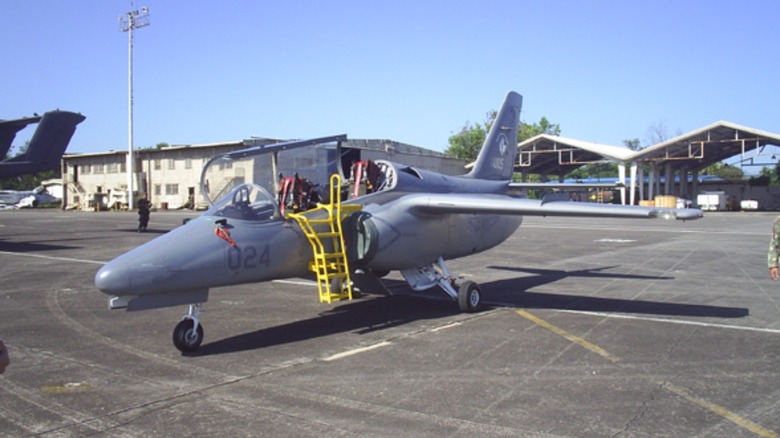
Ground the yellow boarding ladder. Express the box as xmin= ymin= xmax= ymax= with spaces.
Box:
xmin=287 ymin=174 xmax=362 ymax=304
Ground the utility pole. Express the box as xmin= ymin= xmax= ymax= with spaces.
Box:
xmin=119 ymin=4 xmax=150 ymax=210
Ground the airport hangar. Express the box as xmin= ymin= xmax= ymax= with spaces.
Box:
xmin=60 ymin=120 xmax=780 ymax=211
xmin=516 ymin=120 xmax=780 ymax=210
xmin=60 ymin=137 xmax=468 ymax=211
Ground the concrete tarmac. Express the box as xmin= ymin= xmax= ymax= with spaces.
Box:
xmin=1 ymin=209 xmax=779 ymax=437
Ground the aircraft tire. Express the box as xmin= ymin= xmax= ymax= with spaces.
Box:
xmin=372 ymin=269 xmax=390 ymax=278
xmin=172 ymin=319 xmax=204 ymax=352
xmin=457 ymin=281 xmax=482 ymax=313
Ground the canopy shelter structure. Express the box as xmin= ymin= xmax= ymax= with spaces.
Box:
xmin=632 ymin=121 xmax=780 ymax=203
xmin=516 ymin=134 xmax=637 ymax=205
xmin=515 ymin=121 xmax=780 ymax=205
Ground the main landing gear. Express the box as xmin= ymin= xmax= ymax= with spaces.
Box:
xmin=401 ymin=257 xmax=483 ymax=312
xmin=173 ymin=303 xmax=204 ymax=352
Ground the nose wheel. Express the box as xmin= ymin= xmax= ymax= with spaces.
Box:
xmin=173 ymin=304 xmax=204 ymax=352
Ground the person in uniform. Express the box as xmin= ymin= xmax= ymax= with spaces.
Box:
xmin=768 ymin=216 xmax=780 ymax=280
xmin=137 ymin=193 xmax=151 ymax=232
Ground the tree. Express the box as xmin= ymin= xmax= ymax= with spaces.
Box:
xmin=0 ymin=169 xmax=60 ymax=190
xmin=623 ymin=138 xmax=641 ymax=151
xmin=519 ymin=116 xmax=560 ymax=142
xmin=702 ymin=162 xmax=743 ymax=182
xmin=445 ymin=112 xmax=560 ymax=161
xmin=751 ymin=165 xmax=780 ymax=186
xmin=446 ymin=122 xmax=486 ymax=161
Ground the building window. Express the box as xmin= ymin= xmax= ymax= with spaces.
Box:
xmin=154 ymin=159 xmax=161 ymax=170
xmin=81 ymin=164 xmax=90 ymax=175
xmin=107 ymin=163 xmax=118 ymax=173
xmin=165 ymin=184 xmax=179 ymax=195
xmin=154 ymin=184 xmax=161 ymax=196
xmin=168 ymin=159 xmax=175 ymax=170
xmin=185 ymin=158 xmax=192 ymax=169
xmin=94 ymin=163 xmax=104 ymax=174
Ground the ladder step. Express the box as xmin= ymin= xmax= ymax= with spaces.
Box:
xmin=288 ymin=173 xmax=363 ymax=305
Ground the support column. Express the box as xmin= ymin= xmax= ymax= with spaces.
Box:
xmin=618 ymin=162 xmax=627 ymax=205
xmin=664 ymin=162 xmax=672 ymax=195
xmin=648 ymin=163 xmax=656 ymax=200
xmin=637 ymin=165 xmax=644 ymax=203
xmin=629 ymin=162 xmax=637 ymax=205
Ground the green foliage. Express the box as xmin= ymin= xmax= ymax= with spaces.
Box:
xmin=623 ymin=138 xmax=641 ymax=151
xmin=566 ymin=162 xmax=619 ymax=181
xmin=519 ymin=116 xmax=560 ymax=142
xmin=0 ymin=169 xmax=60 ymax=190
xmin=752 ymin=165 xmax=780 ymax=186
xmin=446 ymin=122 xmax=486 ymax=161
xmin=702 ymin=162 xmax=743 ymax=182
xmin=445 ymin=112 xmax=561 ymax=161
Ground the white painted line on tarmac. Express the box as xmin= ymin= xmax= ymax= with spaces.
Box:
xmin=553 ymin=308 xmax=780 ymax=334
xmin=0 ymin=250 xmax=105 ymax=265
xmin=272 ymin=279 xmax=318 ymax=286
xmin=322 ymin=341 xmax=392 ymax=361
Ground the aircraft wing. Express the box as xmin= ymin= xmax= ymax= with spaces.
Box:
xmin=403 ymin=193 xmax=703 ymax=220
xmin=509 ymin=182 xmax=624 ymax=189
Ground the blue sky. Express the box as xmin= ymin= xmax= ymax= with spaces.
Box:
xmin=2 ymin=1 xmax=779 ymax=159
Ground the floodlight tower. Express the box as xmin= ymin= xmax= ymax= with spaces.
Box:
xmin=119 ymin=5 xmax=150 ymax=210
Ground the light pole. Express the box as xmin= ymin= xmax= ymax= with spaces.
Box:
xmin=119 ymin=5 xmax=150 ymax=210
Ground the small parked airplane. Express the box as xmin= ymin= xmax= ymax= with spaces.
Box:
xmin=95 ymin=91 xmax=702 ymax=352
xmin=0 ymin=110 xmax=85 ymax=178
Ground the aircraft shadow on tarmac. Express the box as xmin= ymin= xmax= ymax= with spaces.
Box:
xmin=190 ymin=267 xmax=747 ymax=357
xmin=482 ymin=265 xmax=749 ymax=319
xmin=119 ymin=228 xmax=168 ymax=235
xmin=0 ymin=237 xmax=78 ymax=252
xmin=188 ymin=292 xmax=459 ymax=357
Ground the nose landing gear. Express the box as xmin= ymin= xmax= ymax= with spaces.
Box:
xmin=173 ymin=303 xmax=204 ymax=352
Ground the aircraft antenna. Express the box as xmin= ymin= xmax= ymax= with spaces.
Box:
xmin=119 ymin=3 xmax=150 ymax=210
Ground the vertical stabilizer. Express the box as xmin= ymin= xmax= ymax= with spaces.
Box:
xmin=0 ymin=115 xmax=41 ymax=159
xmin=466 ymin=91 xmax=522 ymax=181
xmin=2 ymin=110 xmax=85 ymax=177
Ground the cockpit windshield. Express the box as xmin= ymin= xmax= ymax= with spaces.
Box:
xmin=203 ymin=183 xmax=280 ymax=222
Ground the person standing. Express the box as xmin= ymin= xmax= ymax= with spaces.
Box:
xmin=137 ymin=193 xmax=151 ymax=232
xmin=768 ymin=216 xmax=780 ymax=280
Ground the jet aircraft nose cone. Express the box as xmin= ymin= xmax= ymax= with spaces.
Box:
xmin=94 ymin=248 xmax=168 ymax=296
xmin=94 ymin=262 xmax=129 ymax=295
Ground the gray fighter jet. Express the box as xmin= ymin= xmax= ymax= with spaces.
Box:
xmin=95 ymin=91 xmax=702 ymax=352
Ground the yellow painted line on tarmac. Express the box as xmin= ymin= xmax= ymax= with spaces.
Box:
xmin=515 ymin=309 xmax=777 ymax=436
xmin=515 ymin=309 xmax=620 ymax=363
xmin=664 ymin=383 xmax=778 ymax=438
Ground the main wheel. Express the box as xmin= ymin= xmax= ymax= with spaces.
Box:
xmin=173 ymin=318 xmax=204 ymax=352
xmin=457 ymin=280 xmax=482 ymax=313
